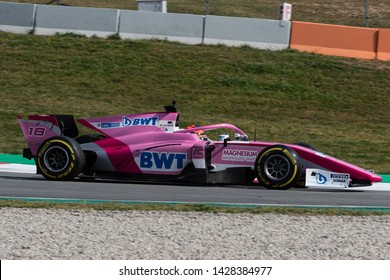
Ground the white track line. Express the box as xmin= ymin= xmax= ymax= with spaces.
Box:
xmin=352 ymin=183 xmax=390 ymax=191
xmin=0 ymin=163 xmax=36 ymax=174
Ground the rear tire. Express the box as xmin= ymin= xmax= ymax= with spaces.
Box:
xmin=255 ymin=145 xmax=301 ymax=190
xmin=37 ymin=136 xmax=85 ymax=180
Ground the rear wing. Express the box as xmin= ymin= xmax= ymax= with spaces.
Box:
xmin=17 ymin=115 xmax=79 ymax=157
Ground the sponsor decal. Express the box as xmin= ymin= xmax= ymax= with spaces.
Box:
xmin=316 ymin=173 xmax=327 ymax=184
xmin=331 ymin=174 xmax=349 ymax=184
xmin=222 ymin=149 xmax=258 ymax=162
xmin=140 ymin=152 xmax=186 ymax=170
xmin=306 ymin=169 xmax=350 ymax=188
xmin=123 ymin=116 xmax=158 ymax=127
xmin=159 ymin=120 xmax=175 ymax=132
xmin=100 ymin=122 xmax=120 ymax=128
xmin=28 ymin=141 xmax=43 ymax=147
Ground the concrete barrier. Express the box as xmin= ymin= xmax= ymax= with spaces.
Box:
xmin=376 ymin=28 xmax=390 ymax=61
xmin=34 ymin=5 xmax=119 ymax=37
xmin=0 ymin=2 xmax=35 ymax=34
xmin=0 ymin=3 xmax=291 ymax=51
xmin=3 ymin=2 xmax=386 ymax=60
xmin=203 ymin=16 xmax=291 ymax=50
xmin=119 ymin=10 xmax=204 ymax=44
xmin=290 ymin=21 xmax=378 ymax=60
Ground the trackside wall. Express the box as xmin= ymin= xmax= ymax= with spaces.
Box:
xmin=0 ymin=2 xmax=35 ymax=34
xmin=203 ymin=16 xmax=291 ymax=50
xmin=376 ymin=29 xmax=390 ymax=61
xmin=0 ymin=2 xmax=291 ymax=51
xmin=289 ymin=21 xmax=378 ymax=60
xmin=34 ymin=5 xmax=119 ymax=37
xmin=119 ymin=10 xmax=204 ymax=45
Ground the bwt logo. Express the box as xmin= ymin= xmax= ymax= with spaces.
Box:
xmin=122 ymin=116 xmax=158 ymax=127
xmin=316 ymin=173 xmax=327 ymax=184
xmin=140 ymin=152 xmax=187 ymax=170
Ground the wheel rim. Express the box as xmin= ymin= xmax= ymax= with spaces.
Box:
xmin=263 ymin=154 xmax=290 ymax=181
xmin=43 ymin=146 xmax=69 ymax=173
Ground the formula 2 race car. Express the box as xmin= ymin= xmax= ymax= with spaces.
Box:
xmin=17 ymin=102 xmax=382 ymax=189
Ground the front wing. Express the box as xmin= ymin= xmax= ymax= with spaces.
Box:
xmin=305 ymin=168 xmax=352 ymax=188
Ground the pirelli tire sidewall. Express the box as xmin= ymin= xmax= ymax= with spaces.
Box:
xmin=255 ymin=145 xmax=301 ymax=190
xmin=36 ymin=136 xmax=85 ymax=181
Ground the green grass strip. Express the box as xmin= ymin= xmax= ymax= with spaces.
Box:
xmin=0 ymin=153 xmax=35 ymax=165
xmin=381 ymin=174 xmax=390 ymax=183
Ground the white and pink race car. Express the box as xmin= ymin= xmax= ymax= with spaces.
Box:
xmin=17 ymin=102 xmax=382 ymax=189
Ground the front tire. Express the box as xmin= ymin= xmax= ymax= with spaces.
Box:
xmin=255 ymin=145 xmax=301 ymax=190
xmin=37 ymin=136 xmax=85 ymax=180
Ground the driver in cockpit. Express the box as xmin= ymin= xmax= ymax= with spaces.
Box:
xmin=187 ymin=125 xmax=208 ymax=141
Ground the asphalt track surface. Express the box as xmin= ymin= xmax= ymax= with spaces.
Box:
xmin=1 ymin=172 xmax=390 ymax=209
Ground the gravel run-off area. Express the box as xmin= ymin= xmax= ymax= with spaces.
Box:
xmin=1 ymin=208 xmax=389 ymax=260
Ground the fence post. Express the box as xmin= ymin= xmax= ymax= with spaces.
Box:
xmin=202 ymin=0 xmax=209 ymax=45
xmin=32 ymin=4 xmax=37 ymax=34
xmin=364 ymin=0 xmax=369 ymax=27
